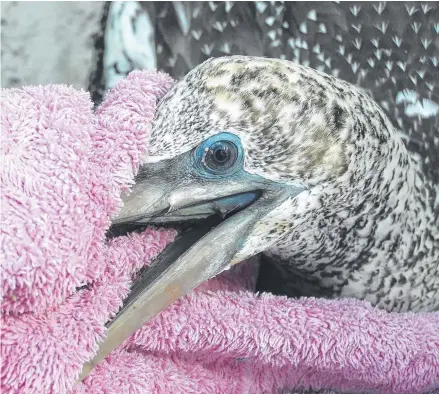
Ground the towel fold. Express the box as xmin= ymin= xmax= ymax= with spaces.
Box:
xmin=1 ymin=70 xmax=438 ymax=394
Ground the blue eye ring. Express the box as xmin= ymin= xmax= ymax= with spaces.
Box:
xmin=193 ymin=132 xmax=244 ymax=177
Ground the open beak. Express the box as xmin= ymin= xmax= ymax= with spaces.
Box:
xmin=77 ymin=157 xmax=302 ymax=382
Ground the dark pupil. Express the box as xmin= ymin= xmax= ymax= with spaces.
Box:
xmin=213 ymin=147 xmax=228 ymax=163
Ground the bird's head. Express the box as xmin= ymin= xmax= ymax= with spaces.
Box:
xmin=81 ymin=57 xmax=401 ymax=378
xmin=116 ymin=55 xmax=396 ymax=261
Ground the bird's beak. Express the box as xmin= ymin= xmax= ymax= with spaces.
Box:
xmin=77 ymin=156 xmax=303 ymax=382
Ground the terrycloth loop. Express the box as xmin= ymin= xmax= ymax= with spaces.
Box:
xmin=1 ymin=71 xmax=439 ymax=394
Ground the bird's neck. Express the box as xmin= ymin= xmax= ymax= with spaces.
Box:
xmin=267 ymin=137 xmax=439 ymax=311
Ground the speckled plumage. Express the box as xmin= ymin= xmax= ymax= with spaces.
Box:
xmin=90 ymin=2 xmax=439 ymax=312
xmin=148 ymin=56 xmax=439 ymax=312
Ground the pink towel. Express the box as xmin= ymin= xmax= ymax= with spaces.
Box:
xmin=1 ymin=70 xmax=439 ymax=394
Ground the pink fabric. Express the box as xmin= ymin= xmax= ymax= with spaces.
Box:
xmin=1 ymin=71 xmax=439 ymax=394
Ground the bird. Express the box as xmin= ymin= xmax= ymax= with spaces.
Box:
xmin=88 ymin=0 xmax=439 ymax=309
xmin=79 ymin=53 xmax=438 ymax=382
xmin=114 ymin=54 xmax=439 ymax=313
xmin=78 ymin=2 xmax=439 ymax=381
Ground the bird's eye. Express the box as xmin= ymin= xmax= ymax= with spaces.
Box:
xmin=204 ymin=141 xmax=238 ymax=172
xmin=193 ymin=132 xmax=243 ymax=177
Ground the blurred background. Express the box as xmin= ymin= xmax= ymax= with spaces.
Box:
xmin=1 ymin=2 xmax=105 ymax=89
xmin=1 ymin=1 xmax=438 ymax=181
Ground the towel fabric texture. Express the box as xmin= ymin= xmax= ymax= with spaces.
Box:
xmin=1 ymin=70 xmax=439 ymax=394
